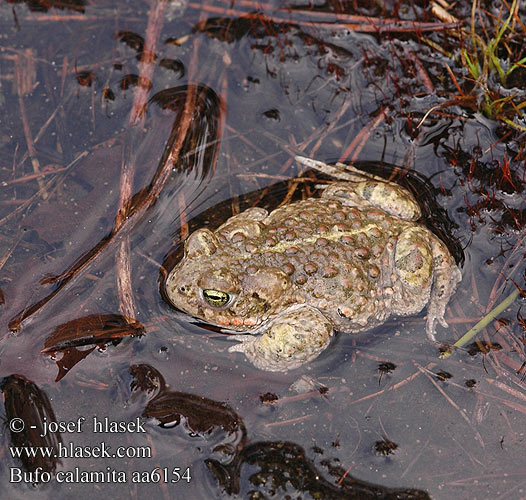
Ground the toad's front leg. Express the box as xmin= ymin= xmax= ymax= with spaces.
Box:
xmin=228 ymin=306 xmax=333 ymax=371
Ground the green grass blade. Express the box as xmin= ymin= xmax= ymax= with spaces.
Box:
xmin=440 ymin=287 xmax=520 ymax=359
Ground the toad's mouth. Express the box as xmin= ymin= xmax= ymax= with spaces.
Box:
xmin=198 ymin=307 xmax=267 ymax=332
xmin=201 ymin=302 xmax=322 ymax=334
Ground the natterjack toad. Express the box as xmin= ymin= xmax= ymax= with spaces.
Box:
xmin=165 ymin=157 xmax=461 ymax=371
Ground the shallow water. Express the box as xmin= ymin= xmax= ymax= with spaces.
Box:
xmin=0 ymin=1 xmax=525 ymax=499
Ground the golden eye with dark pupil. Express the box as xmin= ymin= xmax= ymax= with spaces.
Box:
xmin=202 ymin=289 xmax=230 ymax=308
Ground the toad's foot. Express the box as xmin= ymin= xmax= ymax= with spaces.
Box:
xmin=424 ymin=236 xmax=462 ymax=342
xmin=228 ymin=306 xmax=333 ymax=371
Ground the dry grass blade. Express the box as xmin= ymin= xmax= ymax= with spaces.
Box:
xmin=339 ymin=107 xmax=390 ymax=163
xmin=116 ymin=0 xmax=168 ymax=321
xmin=414 ymin=361 xmax=486 ymax=451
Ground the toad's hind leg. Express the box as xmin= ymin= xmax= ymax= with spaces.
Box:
xmin=392 ymin=227 xmax=461 ymax=342
xmin=228 ymin=306 xmax=333 ymax=371
xmin=391 ymin=226 xmax=434 ymax=322
xmin=295 ymin=156 xmax=421 ymax=220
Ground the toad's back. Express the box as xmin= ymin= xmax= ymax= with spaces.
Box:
xmin=218 ymin=197 xmax=409 ymax=331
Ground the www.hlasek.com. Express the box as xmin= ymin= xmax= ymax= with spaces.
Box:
xmin=8 ymin=416 xmax=192 ymax=485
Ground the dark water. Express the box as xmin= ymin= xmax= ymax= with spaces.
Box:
xmin=0 ymin=1 xmax=525 ymax=499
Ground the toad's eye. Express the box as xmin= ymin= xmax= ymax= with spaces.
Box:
xmin=202 ymin=289 xmax=232 ymax=308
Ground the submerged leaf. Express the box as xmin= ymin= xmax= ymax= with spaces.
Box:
xmin=144 ymin=390 xmax=246 ymax=439
xmin=42 ymin=313 xmax=145 ymax=353
xmin=1 ymin=375 xmax=62 ymax=477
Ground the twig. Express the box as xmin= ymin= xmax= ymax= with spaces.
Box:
xmin=129 ymin=0 xmax=167 ymax=124
xmin=0 ymin=151 xmax=88 ymax=228
xmin=407 ymin=51 xmax=434 ymax=93
xmin=116 ymin=0 xmax=167 ymax=320
xmin=339 ymin=107 xmax=390 ymax=163
xmin=0 ymin=234 xmax=23 ymax=274
xmin=441 ymin=287 xmax=521 ymax=359
xmin=15 ymin=49 xmax=47 ymax=198
xmin=188 ymin=2 xmax=460 ymax=33
xmin=1 ymin=166 xmax=69 ymax=186
xmin=414 ymin=361 xmax=486 ymax=450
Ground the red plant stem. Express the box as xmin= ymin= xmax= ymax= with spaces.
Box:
xmin=339 ymin=107 xmax=390 ymax=163
xmin=188 ymin=2 xmax=460 ymax=33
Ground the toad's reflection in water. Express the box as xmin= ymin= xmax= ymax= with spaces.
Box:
xmin=206 ymin=440 xmax=431 ymax=499
xmin=130 ymin=365 xmax=429 ymax=498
